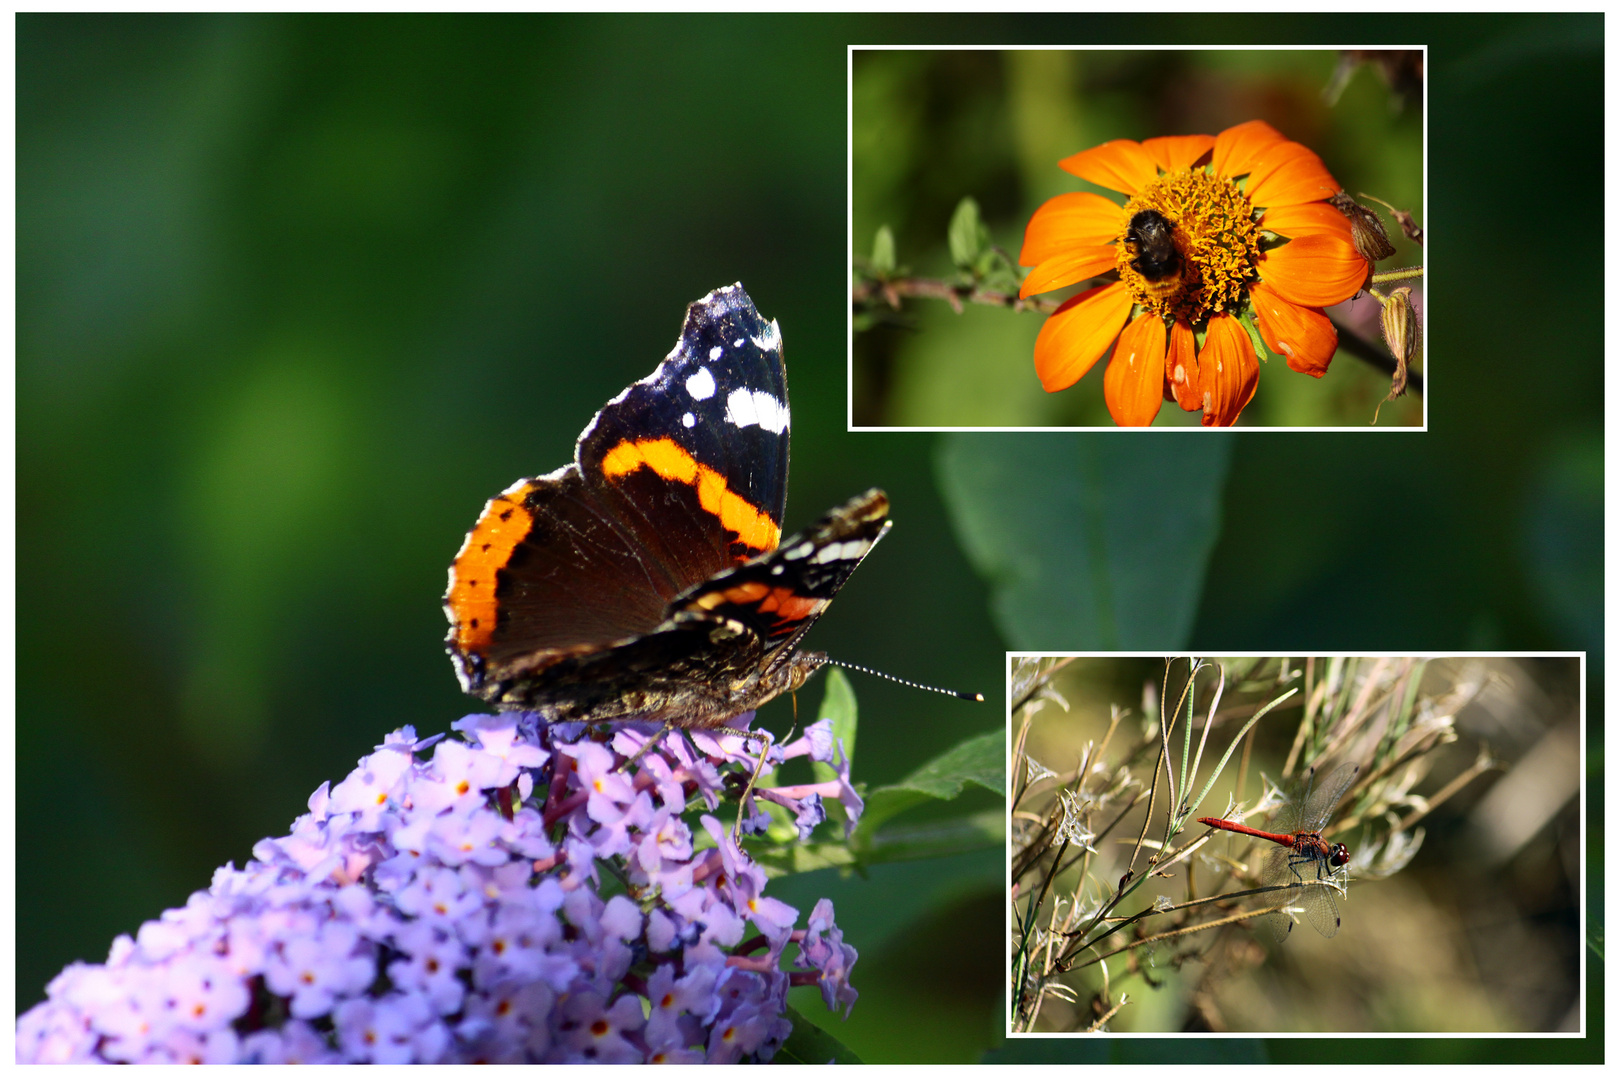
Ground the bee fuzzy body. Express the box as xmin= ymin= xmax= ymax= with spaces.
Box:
xmin=1125 ymin=209 xmax=1183 ymax=301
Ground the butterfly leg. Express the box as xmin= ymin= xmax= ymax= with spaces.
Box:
xmin=712 ymin=725 xmax=775 ymax=839
xmin=612 ymin=721 xmax=774 ymax=839
xmin=614 ymin=721 xmax=676 ymax=775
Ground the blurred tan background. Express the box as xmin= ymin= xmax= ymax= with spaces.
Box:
xmin=1012 ymin=656 xmax=1582 ymax=1035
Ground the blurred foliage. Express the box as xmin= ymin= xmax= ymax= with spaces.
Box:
xmin=938 ymin=433 xmax=1231 ymax=648
xmin=852 ymin=48 xmax=1428 ymax=428
xmin=15 ymin=13 xmax=1003 ymax=1064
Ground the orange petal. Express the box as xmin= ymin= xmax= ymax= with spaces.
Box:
xmin=1020 ymin=192 xmax=1127 ymax=266
xmin=1257 ymin=232 xmax=1368 ymax=308
xmin=1199 ymin=314 xmax=1258 ymax=427
xmin=1104 ymin=313 xmax=1167 ymax=426
xmin=1141 ymin=134 xmax=1215 ymax=173
xmin=1165 ymin=319 xmax=1201 ymax=412
xmin=1019 ymin=245 xmax=1119 ymax=298
xmin=1260 ymin=201 xmax=1354 ymax=241
xmin=1058 ymin=139 xmax=1159 ymax=196
xmin=1033 ymin=282 xmax=1133 ymax=392
xmin=1211 ymin=119 xmax=1288 ymax=180
xmin=1250 ymin=281 xmax=1338 ymax=377
xmin=1245 ymin=140 xmax=1342 ymax=208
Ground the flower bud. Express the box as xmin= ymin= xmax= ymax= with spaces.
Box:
xmin=1376 ymin=286 xmax=1419 ymax=418
xmin=1380 ymin=287 xmax=1418 ymax=375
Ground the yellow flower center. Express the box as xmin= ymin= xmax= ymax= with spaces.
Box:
xmin=1117 ymin=168 xmax=1261 ymax=326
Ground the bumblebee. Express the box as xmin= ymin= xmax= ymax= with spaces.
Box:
xmin=1124 ymin=209 xmax=1183 ymax=301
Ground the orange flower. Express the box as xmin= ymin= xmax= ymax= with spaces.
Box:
xmin=1018 ymin=121 xmax=1370 ymax=426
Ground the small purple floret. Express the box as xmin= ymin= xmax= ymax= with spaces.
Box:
xmin=17 ymin=711 xmax=861 ymax=1063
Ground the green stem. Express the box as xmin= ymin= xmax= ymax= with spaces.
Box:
xmin=1371 ymin=265 xmax=1424 ymax=285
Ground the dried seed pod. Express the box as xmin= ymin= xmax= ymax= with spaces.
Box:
xmin=1380 ymin=287 xmax=1418 ymax=370
xmin=1329 ymin=190 xmax=1397 ymax=262
xmin=1379 ymin=286 xmax=1419 ymax=412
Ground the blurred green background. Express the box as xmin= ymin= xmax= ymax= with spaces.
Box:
xmin=15 ymin=12 xmax=1602 ymax=1064
xmin=15 ymin=14 xmax=1005 ymax=1062
xmin=853 ymin=48 xmax=1425 ymax=428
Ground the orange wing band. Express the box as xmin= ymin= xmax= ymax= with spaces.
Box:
xmin=691 ymin=579 xmax=825 ymax=628
xmin=446 ymin=482 xmax=538 ymax=654
xmin=600 ymin=437 xmax=780 ymax=554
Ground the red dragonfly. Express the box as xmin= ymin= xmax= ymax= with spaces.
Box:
xmin=1197 ymin=762 xmax=1360 ymax=941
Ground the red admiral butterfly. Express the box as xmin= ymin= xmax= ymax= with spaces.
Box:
xmin=444 ymin=284 xmax=888 ymax=730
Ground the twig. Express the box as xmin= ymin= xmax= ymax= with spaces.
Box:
xmin=853 ymin=275 xmax=1421 ymax=396
xmin=853 ymin=276 xmax=1061 ymax=315
xmin=1392 ymin=748 xmax=1502 ymax=834
xmin=1085 ymin=995 xmax=1130 ymax=1033
xmin=1058 ymin=882 xmax=1307 ymax=971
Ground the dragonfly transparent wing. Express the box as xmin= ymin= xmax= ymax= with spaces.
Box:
xmin=1263 ymin=845 xmax=1344 ymax=942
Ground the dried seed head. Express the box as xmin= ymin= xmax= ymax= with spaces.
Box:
xmin=1380 ymin=286 xmax=1419 ymax=373
xmin=1329 ymin=190 xmax=1396 ymax=262
xmin=1374 ymin=286 xmax=1419 ymax=422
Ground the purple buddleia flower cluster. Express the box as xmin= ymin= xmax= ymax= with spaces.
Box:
xmin=17 ymin=712 xmax=862 ymax=1063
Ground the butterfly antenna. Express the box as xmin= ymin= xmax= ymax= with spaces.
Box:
xmin=818 ymin=659 xmax=984 ymax=702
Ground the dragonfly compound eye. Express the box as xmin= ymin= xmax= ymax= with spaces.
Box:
xmin=1330 ymin=843 xmax=1350 ymax=868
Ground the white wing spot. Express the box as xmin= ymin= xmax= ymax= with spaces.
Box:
xmin=751 ymin=321 xmax=782 ymax=354
xmin=733 ymin=337 xmax=744 ymax=347
xmin=724 ymin=389 xmax=789 ymax=434
xmin=813 ymin=540 xmax=868 ymax=564
xmin=682 ymin=412 xmax=695 ymax=428
xmin=784 ymin=541 xmax=815 ymax=560
xmin=686 ymin=366 xmax=716 ymax=401
xmin=709 ymin=345 xmax=723 ymax=362
xmin=724 ymin=388 xmax=759 ymax=428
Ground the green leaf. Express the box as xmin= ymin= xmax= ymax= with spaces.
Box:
xmin=974 ymin=245 xmax=1007 ymax=283
xmin=890 ymin=728 xmax=1004 ymax=799
xmin=937 ymin=433 xmax=1231 ymax=649
xmin=778 ymin=1005 xmax=863 ymax=1063
xmin=811 ymin=667 xmax=858 ymax=785
xmin=1238 ymin=309 xmax=1271 ymax=361
xmin=758 ymin=808 xmax=1002 ymax=875
xmin=948 ymin=197 xmax=986 ymax=269
xmin=751 ymin=724 xmax=1002 ymax=875
xmin=753 ymin=724 xmax=1004 ymax=874
xmin=870 ymin=225 xmax=896 ymax=276
xmin=857 ymin=808 xmax=1003 ymax=863
xmin=856 ymin=728 xmax=1003 ymax=839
